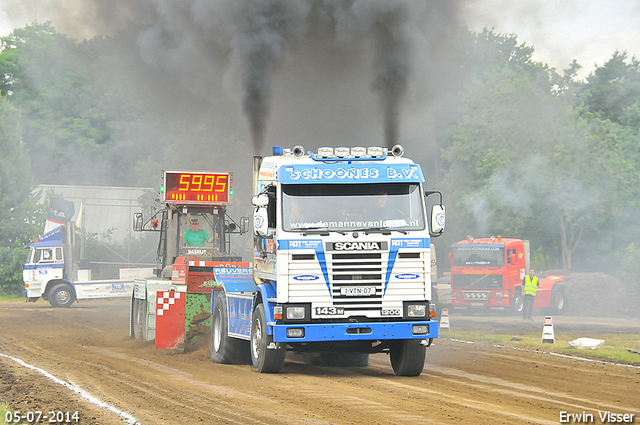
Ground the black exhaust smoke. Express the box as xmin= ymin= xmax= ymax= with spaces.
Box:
xmin=21 ymin=0 xmax=462 ymax=154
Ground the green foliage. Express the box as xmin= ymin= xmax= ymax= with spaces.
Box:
xmin=0 ymin=97 xmax=46 ymax=295
xmin=582 ymin=51 xmax=640 ymax=124
xmin=440 ymin=30 xmax=640 ymax=285
xmin=0 ymin=23 xmax=155 ymax=187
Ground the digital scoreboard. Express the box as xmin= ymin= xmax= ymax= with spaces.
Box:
xmin=162 ymin=171 xmax=231 ymax=204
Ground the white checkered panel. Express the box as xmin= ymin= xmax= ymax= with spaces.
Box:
xmin=156 ymin=291 xmax=182 ymax=316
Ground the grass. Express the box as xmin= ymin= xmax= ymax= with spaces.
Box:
xmin=442 ymin=329 xmax=640 ymax=364
xmin=0 ymin=402 xmax=10 ymax=425
xmin=0 ymin=294 xmax=24 ymax=302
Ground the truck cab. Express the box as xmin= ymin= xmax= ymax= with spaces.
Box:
xmin=449 ymin=236 xmax=566 ymax=314
xmin=23 ymin=223 xmax=135 ymax=307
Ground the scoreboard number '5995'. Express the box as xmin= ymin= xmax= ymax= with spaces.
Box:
xmin=162 ymin=171 xmax=231 ymax=204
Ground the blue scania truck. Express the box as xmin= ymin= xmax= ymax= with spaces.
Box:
xmin=209 ymin=145 xmax=445 ymax=376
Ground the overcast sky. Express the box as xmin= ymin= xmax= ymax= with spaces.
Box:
xmin=1 ymin=0 xmax=639 ymax=79
xmin=462 ymin=0 xmax=640 ymax=78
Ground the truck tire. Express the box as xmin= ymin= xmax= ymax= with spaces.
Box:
xmin=48 ymin=284 xmax=76 ymax=308
xmin=389 ymin=339 xmax=426 ymax=376
xmin=546 ymin=285 xmax=567 ymax=315
xmin=250 ymin=303 xmax=285 ymax=373
xmin=319 ymin=352 xmax=369 ymax=367
xmin=511 ymin=288 xmax=524 ymax=315
xmin=132 ymin=298 xmax=147 ymax=339
xmin=211 ymin=292 xmax=250 ymax=364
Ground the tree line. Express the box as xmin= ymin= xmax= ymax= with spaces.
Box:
xmin=1 ymin=23 xmax=639 ymax=294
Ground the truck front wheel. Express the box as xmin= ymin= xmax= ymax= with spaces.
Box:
xmin=211 ymin=292 xmax=250 ymax=364
xmin=48 ymin=284 xmax=76 ymax=308
xmin=389 ymin=339 xmax=426 ymax=376
xmin=250 ymin=303 xmax=285 ymax=373
xmin=511 ymin=288 xmax=524 ymax=315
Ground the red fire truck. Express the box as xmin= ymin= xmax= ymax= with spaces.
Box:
xmin=449 ymin=236 xmax=566 ymax=314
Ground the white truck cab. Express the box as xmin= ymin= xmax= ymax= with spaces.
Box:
xmin=23 ymin=221 xmax=135 ymax=307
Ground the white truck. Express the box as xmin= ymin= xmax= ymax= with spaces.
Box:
xmin=23 ymin=222 xmax=139 ymax=307
xmin=210 ymin=145 xmax=446 ymax=376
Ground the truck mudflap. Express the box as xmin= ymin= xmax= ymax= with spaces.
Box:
xmin=272 ymin=320 xmax=439 ymax=343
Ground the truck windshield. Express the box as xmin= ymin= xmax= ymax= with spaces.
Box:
xmin=451 ymin=245 xmax=505 ymax=267
xmin=281 ymin=183 xmax=425 ymax=232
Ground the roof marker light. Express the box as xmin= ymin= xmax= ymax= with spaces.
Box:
xmin=367 ymin=146 xmax=384 ymax=158
xmin=335 ymin=147 xmax=350 ymax=157
xmin=350 ymin=147 xmax=366 ymax=157
xmin=317 ymin=147 xmax=334 ymax=158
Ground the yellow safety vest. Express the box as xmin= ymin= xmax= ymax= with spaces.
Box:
xmin=524 ymin=275 xmax=539 ymax=296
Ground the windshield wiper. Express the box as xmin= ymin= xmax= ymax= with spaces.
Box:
xmin=290 ymin=226 xmax=331 ymax=236
xmin=363 ymin=227 xmax=407 ymax=235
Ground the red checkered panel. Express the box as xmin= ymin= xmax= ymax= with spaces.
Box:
xmin=155 ymin=291 xmax=186 ymax=349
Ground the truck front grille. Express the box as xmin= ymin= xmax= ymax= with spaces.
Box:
xmin=329 ymin=253 xmax=383 ymax=310
xmin=452 ymin=274 xmax=503 ymax=288
xmin=288 ymin=249 xmax=427 ymax=317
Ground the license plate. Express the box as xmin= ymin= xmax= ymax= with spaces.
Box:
xmin=471 ymin=302 xmax=485 ymax=306
xmin=340 ymin=286 xmax=376 ymax=296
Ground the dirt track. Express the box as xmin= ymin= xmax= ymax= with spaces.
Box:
xmin=1 ymin=300 xmax=639 ymax=425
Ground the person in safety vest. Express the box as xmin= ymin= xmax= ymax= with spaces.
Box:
xmin=522 ymin=268 xmax=539 ymax=320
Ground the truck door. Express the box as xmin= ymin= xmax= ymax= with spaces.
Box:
xmin=254 ymin=185 xmax=277 ymax=278
xmin=32 ymin=247 xmax=64 ymax=284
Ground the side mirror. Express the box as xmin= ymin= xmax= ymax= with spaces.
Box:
xmin=252 ymin=194 xmax=269 ymax=207
xmin=240 ymin=216 xmax=250 ymax=234
xmin=133 ymin=213 xmax=143 ymax=232
xmin=430 ymin=204 xmax=445 ymax=236
xmin=254 ymin=207 xmax=268 ymax=236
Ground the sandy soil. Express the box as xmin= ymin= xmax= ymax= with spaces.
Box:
xmin=1 ymin=300 xmax=639 ymax=425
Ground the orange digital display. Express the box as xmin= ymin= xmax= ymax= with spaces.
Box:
xmin=163 ymin=171 xmax=231 ymax=204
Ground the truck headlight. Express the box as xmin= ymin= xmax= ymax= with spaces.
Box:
xmin=286 ymin=306 xmax=306 ymax=320
xmin=407 ymin=304 xmax=426 ymax=317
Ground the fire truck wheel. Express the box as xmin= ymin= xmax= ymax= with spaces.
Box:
xmin=48 ymin=284 xmax=76 ymax=308
xmin=319 ymin=352 xmax=369 ymax=367
xmin=132 ymin=298 xmax=147 ymax=339
xmin=511 ymin=288 xmax=524 ymax=315
xmin=211 ymin=292 xmax=250 ymax=364
xmin=389 ymin=339 xmax=426 ymax=376
xmin=547 ymin=285 xmax=567 ymax=315
xmin=250 ymin=303 xmax=285 ymax=373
